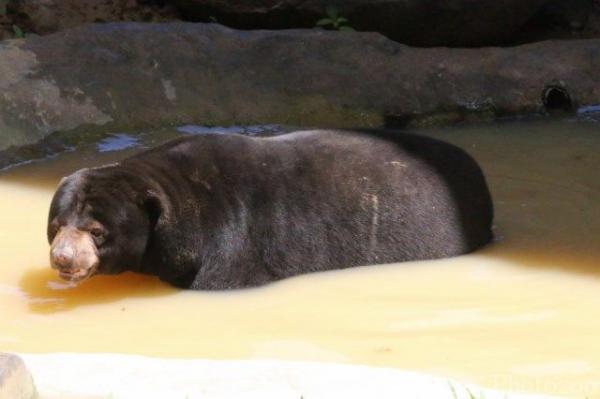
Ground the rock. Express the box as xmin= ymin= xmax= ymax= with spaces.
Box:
xmin=536 ymin=0 xmax=593 ymax=31
xmin=1 ymin=22 xmax=599 ymax=151
xmin=514 ymin=0 xmax=600 ymax=43
xmin=0 ymin=353 xmax=37 ymax=399
xmin=169 ymin=0 xmax=549 ymax=47
xmin=6 ymin=0 xmax=180 ymax=36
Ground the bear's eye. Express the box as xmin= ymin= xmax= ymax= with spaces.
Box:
xmin=90 ymin=228 xmax=104 ymax=238
xmin=89 ymin=227 xmax=107 ymax=247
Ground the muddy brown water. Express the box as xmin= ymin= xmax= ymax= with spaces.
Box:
xmin=0 ymin=120 xmax=599 ymax=398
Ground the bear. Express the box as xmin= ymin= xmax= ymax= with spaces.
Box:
xmin=48 ymin=129 xmax=493 ymax=290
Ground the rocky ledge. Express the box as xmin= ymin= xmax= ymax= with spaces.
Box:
xmin=0 ymin=22 xmax=599 ymax=151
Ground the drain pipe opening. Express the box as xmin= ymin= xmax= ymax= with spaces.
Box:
xmin=543 ymin=85 xmax=573 ymax=112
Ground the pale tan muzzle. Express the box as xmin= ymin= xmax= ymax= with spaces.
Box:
xmin=50 ymin=226 xmax=99 ymax=282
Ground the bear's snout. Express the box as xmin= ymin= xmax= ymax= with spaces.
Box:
xmin=50 ymin=226 xmax=99 ymax=282
xmin=51 ymin=247 xmax=73 ymax=269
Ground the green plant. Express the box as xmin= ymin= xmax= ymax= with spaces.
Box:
xmin=450 ymin=381 xmax=459 ymax=399
xmin=315 ymin=6 xmax=354 ymax=31
xmin=449 ymin=381 xmax=486 ymax=399
xmin=12 ymin=24 xmax=25 ymax=38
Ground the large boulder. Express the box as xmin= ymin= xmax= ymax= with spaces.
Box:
xmin=5 ymin=0 xmax=179 ymax=36
xmin=1 ymin=22 xmax=599 ymax=151
xmin=514 ymin=0 xmax=600 ymax=43
xmin=169 ymin=0 xmax=549 ymax=47
xmin=534 ymin=0 xmax=594 ymax=31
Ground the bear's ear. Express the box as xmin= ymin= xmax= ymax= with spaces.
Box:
xmin=140 ymin=189 xmax=170 ymax=232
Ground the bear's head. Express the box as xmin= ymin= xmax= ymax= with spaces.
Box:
xmin=47 ymin=166 xmax=162 ymax=282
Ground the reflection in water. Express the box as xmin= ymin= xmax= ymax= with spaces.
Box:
xmin=177 ymin=124 xmax=285 ymax=136
xmin=96 ymin=134 xmax=141 ymax=153
xmin=0 ymin=119 xmax=599 ymax=398
xmin=20 ymin=268 xmax=174 ymax=313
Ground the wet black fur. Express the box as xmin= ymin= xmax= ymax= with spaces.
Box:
xmin=48 ymin=129 xmax=494 ymax=290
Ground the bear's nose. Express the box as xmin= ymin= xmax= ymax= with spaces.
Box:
xmin=50 ymin=247 xmax=73 ymax=270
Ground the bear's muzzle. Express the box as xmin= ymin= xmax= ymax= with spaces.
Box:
xmin=50 ymin=226 xmax=99 ymax=282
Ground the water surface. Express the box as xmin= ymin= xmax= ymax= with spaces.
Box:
xmin=0 ymin=119 xmax=599 ymax=398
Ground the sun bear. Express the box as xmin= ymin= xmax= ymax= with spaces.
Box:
xmin=48 ymin=129 xmax=493 ymax=289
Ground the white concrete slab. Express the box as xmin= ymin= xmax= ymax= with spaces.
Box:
xmin=18 ymin=353 xmax=564 ymax=399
